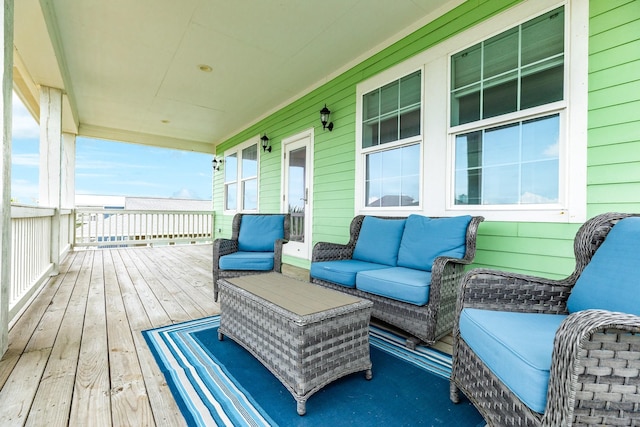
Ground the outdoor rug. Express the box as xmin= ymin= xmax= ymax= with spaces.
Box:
xmin=143 ymin=316 xmax=485 ymax=426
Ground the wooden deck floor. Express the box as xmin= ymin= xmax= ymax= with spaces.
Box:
xmin=0 ymin=244 xmax=218 ymax=427
xmin=0 ymin=244 xmax=453 ymax=426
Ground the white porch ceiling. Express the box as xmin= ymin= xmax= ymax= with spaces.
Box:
xmin=14 ymin=0 xmax=459 ymax=153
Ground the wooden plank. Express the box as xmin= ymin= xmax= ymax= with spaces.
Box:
xmin=69 ymin=251 xmax=112 ymax=426
xmin=109 ymin=249 xmax=186 ymax=426
xmin=122 ymin=249 xmax=192 ymax=324
xmin=103 ymin=250 xmax=154 ymax=427
xmin=114 ymin=249 xmax=171 ymax=329
xmin=0 ymin=349 xmax=51 ymax=427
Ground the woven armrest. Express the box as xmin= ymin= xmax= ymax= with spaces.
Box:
xmin=458 ymin=268 xmax=573 ymax=315
xmin=213 ymin=238 xmax=238 ymax=260
xmin=311 ymin=242 xmax=354 ymax=262
xmin=543 ymin=309 xmax=640 ymax=426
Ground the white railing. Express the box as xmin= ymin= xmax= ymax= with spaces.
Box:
xmin=9 ymin=205 xmax=74 ymax=321
xmin=74 ymin=209 xmax=214 ymax=248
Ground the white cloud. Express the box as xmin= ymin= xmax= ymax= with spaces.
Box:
xmin=12 ymin=95 xmax=39 ymax=140
xmin=12 ymin=153 xmax=39 ymax=167
xmin=11 ymin=179 xmax=39 ymax=205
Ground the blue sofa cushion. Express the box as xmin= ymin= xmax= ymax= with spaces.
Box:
xmin=310 ymin=260 xmax=388 ymax=288
xmin=356 ymin=267 xmax=432 ymax=305
xmin=459 ymin=308 xmax=568 ymax=414
xmin=219 ymin=251 xmax=274 ymax=271
xmin=397 ymin=215 xmax=472 ymax=271
xmin=567 ymin=216 xmax=640 ymax=315
xmin=352 ymin=217 xmax=406 ymax=266
xmin=238 ymin=215 xmax=285 ymax=252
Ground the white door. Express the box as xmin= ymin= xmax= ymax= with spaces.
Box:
xmin=282 ymin=129 xmax=313 ymax=259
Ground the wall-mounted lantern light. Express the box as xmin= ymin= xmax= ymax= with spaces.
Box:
xmin=212 ymin=156 xmax=223 ymax=171
xmin=320 ymin=104 xmax=334 ymax=131
xmin=261 ymin=133 xmax=272 ymax=152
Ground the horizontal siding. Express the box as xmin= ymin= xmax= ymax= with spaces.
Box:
xmin=587 ymin=0 xmax=640 ymax=224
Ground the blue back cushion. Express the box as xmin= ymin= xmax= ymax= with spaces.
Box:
xmin=238 ymin=215 xmax=285 ymax=252
xmin=567 ymin=216 xmax=640 ymax=315
xmin=352 ymin=217 xmax=406 ymax=266
xmin=397 ymin=215 xmax=472 ymax=271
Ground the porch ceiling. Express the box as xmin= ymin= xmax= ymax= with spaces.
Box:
xmin=13 ymin=0 xmax=459 ymax=153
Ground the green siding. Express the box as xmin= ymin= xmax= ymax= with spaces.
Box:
xmin=214 ymin=0 xmax=640 ymax=280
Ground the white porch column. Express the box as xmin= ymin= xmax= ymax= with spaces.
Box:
xmin=39 ymin=86 xmax=63 ymax=274
xmin=61 ymin=132 xmax=76 ymax=210
xmin=0 ymin=0 xmax=14 ymax=356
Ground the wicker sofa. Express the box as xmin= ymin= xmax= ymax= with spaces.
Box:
xmin=450 ymin=212 xmax=640 ymax=426
xmin=212 ymin=213 xmax=290 ymax=301
xmin=310 ymin=214 xmax=483 ymax=348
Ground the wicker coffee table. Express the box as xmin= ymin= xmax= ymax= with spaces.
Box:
xmin=217 ymin=272 xmax=373 ymax=415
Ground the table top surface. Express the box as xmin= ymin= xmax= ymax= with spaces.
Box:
xmin=222 ymin=272 xmax=366 ymax=316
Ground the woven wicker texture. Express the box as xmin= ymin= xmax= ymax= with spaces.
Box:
xmin=212 ymin=213 xmax=290 ymax=301
xmin=450 ymin=212 xmax=640 ymax=426
xmin=217 ymin=274 xmax=373 ymax=416
xmin=311 ymin=215 xmax=483 ymax=347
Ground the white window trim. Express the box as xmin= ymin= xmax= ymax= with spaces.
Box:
xmin=355 ymin=0 xmax=587 ymax=223
xmin=223 ymin=135 xmax=260 ymax=214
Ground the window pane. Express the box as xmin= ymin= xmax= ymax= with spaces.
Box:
xmin=242 ymin=145 xmax=257 ymax=178
xmin=521 ymin=8 xmax=564 ymax=66
xmin=483 ymin=73 xmax=518 ymax=119
xmin=363 ymin=90 xmax=379 ymax=120
xmin=450 ymin=7 xmax=564 ymax=126
xmin=380 ymin=80 xmax=399 ymax=115
xmin=483 ymin=122 xmax=520 ymax=167
xmin=243 ymin=179 xmax=257 ymax=210
xmin=365 ymin=144 xmax=420 ymax=207
xmin=363 ymin=120 xmax=378 ymax=148
xmin=380 ymin=115 xmax=398 ymax=144
xmin=451 ymin=85 xmax=480 ymax=126
xmin=400 ymin=71 xmax=421 ymax=108
xmin=521 ymin=63 xmax=563 ymax=109
xmin=483 ymin=28 xmax=518 ymax=79
xmin=400 ymin=108 xmax=420 ymax=139
xmin=224 ymin=153 xmax=237 ymax=182
xmin=225 ymin=183 xmax=237 ymax=210
xmin=454 ymin=115 xmax=559 ymax=205
xmin=362 ymin=70 xmax=421 ymax=148
xmin=452 ymin=45 xmax=481 ymax=89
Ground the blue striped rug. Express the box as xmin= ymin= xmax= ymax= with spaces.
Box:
xmin=143 ymin=316 xmax=484 ymax=426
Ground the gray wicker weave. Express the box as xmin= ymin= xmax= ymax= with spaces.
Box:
xmin=217 ymin=273 xmax=373 ymax=416
xmin=212 ymin=213 xmax=290 ymax=301
xmin=311 ymin=215 xmax=484 ymax=348
xmin=450 ymin=212 xmax=640 ymax=426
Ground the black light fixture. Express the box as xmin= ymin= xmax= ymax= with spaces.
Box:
xmin=320 ymin=104 xmax=334 ymax=131
xmin=261 ymin=133 xmax=272 ymax=152
xmin=212 ymin=156 xmax=223 ymax=171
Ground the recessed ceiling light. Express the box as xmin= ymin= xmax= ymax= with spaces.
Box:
xmin=198 ymin=64 xmax=213 ymax=73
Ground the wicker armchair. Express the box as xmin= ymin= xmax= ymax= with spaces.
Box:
xmin=450 ymin=212 xmax=640 ymax=426
xmin=311 ymin=214 xmax=484 ymax=348
xmin=213 ymin=213 xmax=290 ymax=301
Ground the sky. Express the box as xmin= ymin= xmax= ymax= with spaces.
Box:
xmin=11 ymin=93 xmax=213 ymax=205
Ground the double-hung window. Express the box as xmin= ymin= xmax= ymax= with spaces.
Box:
xmin=224 ymin=140 xmax=258 ymax=212
xmin=356 ymin=0 xmax=586 ymax=222
xmin=360 ymin=70 xmax=422 ymax=208
xmin=450 ymin=7 xmax=564 ymax=207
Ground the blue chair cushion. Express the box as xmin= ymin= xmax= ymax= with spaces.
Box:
xmin=352 ymin=217 xmax=406 ymax=266
xmin=310 ymin=260 xmax=388 ymax=288
xmin=459 ymin=308 xmax=568 ymax=414
xmin=356 ymin=267 xmax=432 ymax=305
xmin=219 ymin=251 xmax=274 ymax=271
xmin=567 ymin=216 xmax=640 ymax=315
xmin=238 ymin=215 xmax=285 ymax=252
xmin=397 ymin=215 xmax=472 ymax=272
